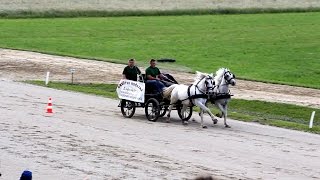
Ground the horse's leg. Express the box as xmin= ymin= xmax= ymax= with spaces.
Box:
xmin=224 ymin=105 xmax=230 ymax=128
xmin=199 ymin=108 xmax=205 ymax=128
xmin=198 ymin=109 xmax=202 ymax=117
xmin=217 ymin=103 xmax=230 ymax=128
xmin=181 ymin=104 xmax=188 ymax=125
xmin=204 ymin=101 xmax=218 ymax=124
xmin=166 ymin=103 xmax=174 ymax=123
xmin=166 ymin=96 xmax=177 ymax=123
xmin=194 ymin=100 xmax=216 ymax=128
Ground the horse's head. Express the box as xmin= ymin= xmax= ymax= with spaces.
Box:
xmin=204 ymin=74 xmax=215 ymax=94
xmin=223 ymin=70 xmax=236 ymax=86
xmin=214 ymin=68 xmax=236 ymax=86
xmin=194 ymin=71 xmax=214 ymax=94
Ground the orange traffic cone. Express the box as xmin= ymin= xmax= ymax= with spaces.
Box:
xmin=46 ymin=97 xmax=53 ymax=114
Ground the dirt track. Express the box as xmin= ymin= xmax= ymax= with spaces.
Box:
xmin=0 ymin=80 xmax=319 ymax=179
xmin=1 ymin=48 xmax=320 ymax=108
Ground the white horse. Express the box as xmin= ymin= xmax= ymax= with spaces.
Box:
xmin=206 ymin=68 xmax=236 ymax=128
xmin=166 ymin=71 xmax=217 ymax=128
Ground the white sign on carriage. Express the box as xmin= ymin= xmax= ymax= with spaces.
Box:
xmin=116 ymin=79 xmax=145 ymax=103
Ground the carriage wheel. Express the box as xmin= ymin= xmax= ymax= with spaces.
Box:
xmin=120 ymin=100 xmax=136 ymax=118
xmin=145 ymin=98 xmax=160 ymax=122
xmin=159 ymin=105 xmax=168 ymax=117
xmin=177 ymin=105 xmax=193 ymax=121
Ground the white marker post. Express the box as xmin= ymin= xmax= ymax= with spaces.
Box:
xmin=70 ymin=68 xmax=76 ymax=84
xmin=309 ymin=111 xmax=316 ymax=129
xmin=45 ymin=71 xmax=50 ymax=86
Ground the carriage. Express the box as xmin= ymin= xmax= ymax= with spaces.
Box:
xmin=118 ymin=68 xmax=236 ymax=128
xmin=118 ymin=74 xmax=193 ymax=122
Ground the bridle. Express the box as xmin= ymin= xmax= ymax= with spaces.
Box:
xmin=205 ymin=76 xmax=214 ymax=92
xmin=195 ymin=75 xmax=214 ymax=95
xmin=224 ymin=70 xmax=235 ymax=85
xmin=213 ymin=70 xmax=235 ymax=95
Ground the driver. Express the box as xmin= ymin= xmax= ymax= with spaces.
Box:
xmin=145 ymin=59 xmax=165 ymax=93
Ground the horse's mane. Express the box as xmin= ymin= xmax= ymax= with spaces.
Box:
xmin=214 ymin=68 xmax=229 ymax=85
xmin=193 ymin=71 xmax=213 ymax=85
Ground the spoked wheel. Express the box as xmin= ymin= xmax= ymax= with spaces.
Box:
xmin=177 ymin=105 xmax=193 ymax=121
xmin=159 ymin=105 xmax=168 ymax=117
xmin=145 ymin=98 xmax=160 ymax=122
xmin=120 ymin=100 xmax=136 ymax=118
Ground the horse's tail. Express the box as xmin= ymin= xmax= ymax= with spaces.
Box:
xmin=163 ymin=84 xmax=178 ymax=99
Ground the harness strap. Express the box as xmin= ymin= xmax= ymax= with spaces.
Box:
xmin=189 ymin=94 xmax=208 ymax=99
xmin=187 ymin=85 xmax=194 ymax=106
xmin=187 ymin=84 xmax=209 ymax=106
xmin=209 ymin=93 xmax=233 ymax=103
xmin=183 ymin=76 xmax=212 ymax=106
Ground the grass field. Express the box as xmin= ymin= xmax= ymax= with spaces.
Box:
xmin=1 ymin=12 xmax=320 ymax=88
xmin=27 ymin=80 xmax=320 ymax=134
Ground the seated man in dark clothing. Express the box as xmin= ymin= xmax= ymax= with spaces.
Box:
xmin=145 ymin=59 xmax=166 ymax=93
xmin=122 ymin=59 xmax=141 ymax=81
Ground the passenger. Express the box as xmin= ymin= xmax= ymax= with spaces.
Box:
xmin=145 ymin=59 xmax=166 ymax=93
xmin=122 ymin=58 xmax=141 ymax=81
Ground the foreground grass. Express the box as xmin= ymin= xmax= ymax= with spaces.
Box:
xmin=27 ymin=80 xmax=320 ymax=134
xmin=1 ymin=12 xmax=320 ymax=88
xmin=222 ymin=99 xmax=320 ymax=134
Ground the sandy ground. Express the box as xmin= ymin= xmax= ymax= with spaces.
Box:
xmin=1 ymin=48 xmax=320 ymax=109
xmin=0 ymin=80 xmax=319 ymax=179
xmin=0 ymin=0 xmax=320 ymax=11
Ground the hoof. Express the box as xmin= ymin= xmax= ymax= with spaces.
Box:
xmin=202 ymin=125 xmax=207 ymax=129
xmin=182 ymin=121 xmax=189 ymax=125
xmin=213 ymin=119 xmax=218 ymax=124
xmin=225 ymin=125 xmax=231 ymax=128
